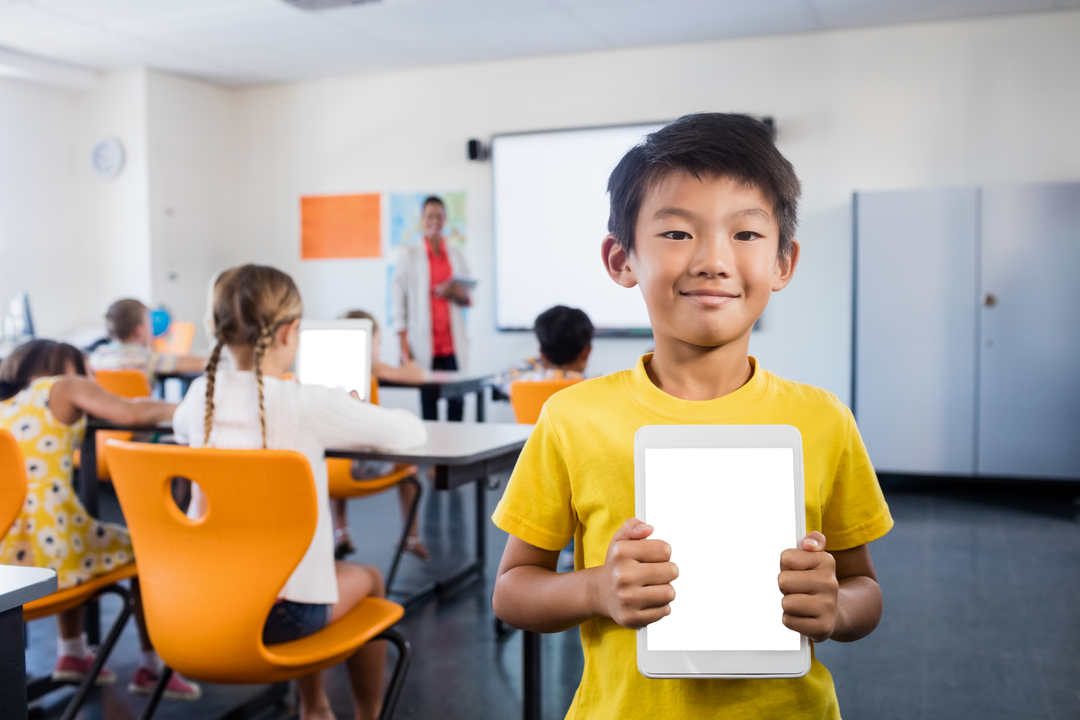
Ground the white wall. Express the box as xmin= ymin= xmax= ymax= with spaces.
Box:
xmin=146 ymin=70 xmax=235 ymax=351
xmin=227 ymin=10 xmax=1080 ymax=404
xmin=0 ymin=77 xmax=80 ymax=338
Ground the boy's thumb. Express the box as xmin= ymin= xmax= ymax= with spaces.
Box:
xmin=613 ymin=517 xmax=653 ymax=542
xmin=801 ymin=531 xmax=827 ymax=552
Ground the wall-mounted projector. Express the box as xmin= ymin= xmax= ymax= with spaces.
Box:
xmin=281 ymin=0 xmax=378 ymax=10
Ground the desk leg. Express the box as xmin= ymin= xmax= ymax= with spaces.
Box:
xmin=420 ymin=387 xmax=439 ymax=421
xmin=0 ymin=606 xmax=28 ymax=720
xmin=523 ymin=631 xmax=541 ymax=720
xmin=476 ymin=387 xmax=486 ymax=423
xmin=78 ymin=429 xmax=101 ymax=645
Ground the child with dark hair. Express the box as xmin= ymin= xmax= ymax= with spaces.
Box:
xmin=492 ymin=113 xmax=891 ymax=719
xmin=493 ymin=305 xmax=594 ymax=397
xmin=90 ymin=298 xmax=206 ymax=382
xmin=0 ymin=340 xmax=201 ymax=700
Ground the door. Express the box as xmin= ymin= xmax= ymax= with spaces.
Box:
xmin=854 ymin=188 xmax=978 ymax=475
xmin=978 ymin=182 xmax=1080 ymax=479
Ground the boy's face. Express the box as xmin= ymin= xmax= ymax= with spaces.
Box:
xmin=603 ymin=172 xmax=798 ymax=351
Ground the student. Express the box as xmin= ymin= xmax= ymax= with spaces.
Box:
xmin=332 ymin=310 xmax=429 ymax=561
xmin=0 ymin=340 xmax=201 ymax=700
xmin=90 ymin=299 xmax=206 ymax=382
xmin=492 ymin=305 xmax=593 ymax=397
xmin=172 ymin=265 xmax=426 ymax=720
xmin=491 ymin=113 xmax=892 ymax=719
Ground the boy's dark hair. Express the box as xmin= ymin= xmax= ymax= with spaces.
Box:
xmin=422 ymin=196 xmax=444 ymax=210
xmin=535 ymin=305 xmax=594 ymax=366
xmin=0 ymin=340 xmax=87 ymax=401
xmin=607 ymin=113 xmax=801 ymax=259
xmin=105 ymin=298 xmax=148 ymax=341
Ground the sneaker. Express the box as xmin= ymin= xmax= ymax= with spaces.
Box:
xmin=128 ymin=667 xmax=203 ymax=701
xmin=53 ymin=653 xmax=117 ymax=686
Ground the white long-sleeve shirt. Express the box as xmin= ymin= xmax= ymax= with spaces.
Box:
xmin=172 ymin=371 xmax=427 ymax=605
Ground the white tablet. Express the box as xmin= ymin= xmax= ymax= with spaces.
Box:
xmin=634 ymin=424 xmax=810 ymax=679
xmin=297 ymin=319 xmax=373 ymax=400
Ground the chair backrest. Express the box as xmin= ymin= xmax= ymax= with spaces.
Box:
xmin=153 ymin=321 xmax=195 ymax=354
xmin=370 ymin=376 xmax=379 ymax=405
xmin=103 ymin=440 xmax=318 ymax=681
xmin=0 ymin=429 xmax=28 ymax=536
xmin=94 ymin=369 xmax=151 ymax=399
xmin=509 ymin=378 xmax=582 ymax=424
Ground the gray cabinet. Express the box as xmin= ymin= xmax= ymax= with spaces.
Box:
xmin=854 ymin=182 xmax=1080 ymax=481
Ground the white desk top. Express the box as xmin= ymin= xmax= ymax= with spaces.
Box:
xmin=0 ymin=565 xmax=57 ymax=614
xmin=327 ymin=421 xmax=533 ymax=465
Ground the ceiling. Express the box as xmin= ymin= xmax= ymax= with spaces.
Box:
xmin=0 ymin=0 xmax=1077 ymax=87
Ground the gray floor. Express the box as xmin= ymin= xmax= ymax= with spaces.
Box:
xmin=27 ymin=474 xmax=1080 ymax=720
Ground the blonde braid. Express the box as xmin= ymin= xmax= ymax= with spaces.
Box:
xmin=252 ymin=325 xmax=274 ymax=449
xmin=203 ymin=340 xmax=225 ymax=446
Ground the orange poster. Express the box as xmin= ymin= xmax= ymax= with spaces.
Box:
xmin=301 ymin=193 xmax=381 ymax=260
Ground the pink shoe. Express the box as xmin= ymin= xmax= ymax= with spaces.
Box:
xmin=128 ymin=666 xmax=203 ymax=701
xmin=53 ymin=653 xmax=117 ymax=686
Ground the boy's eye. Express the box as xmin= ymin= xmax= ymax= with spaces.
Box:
xmin=734 ymin=231 xmax=762 ymax=241
xmin=662 ymin=231 xmax=693 ymax=240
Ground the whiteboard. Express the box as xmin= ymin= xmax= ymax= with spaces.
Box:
xmin=493 ymin=123 xmax=665 ymax=334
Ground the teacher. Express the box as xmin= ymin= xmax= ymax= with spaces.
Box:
xmin=391 ymin=195 xmax=472 ymax=421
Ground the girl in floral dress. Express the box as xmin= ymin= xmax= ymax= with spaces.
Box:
xmin=0 ymin=340 xmax=201 ymax=701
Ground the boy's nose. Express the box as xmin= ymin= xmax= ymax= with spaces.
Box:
xmin=691 ymin=237 xmax=734 ymax=277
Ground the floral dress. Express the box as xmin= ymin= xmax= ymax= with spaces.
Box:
xmin=0 ymin=376 xmax=133 ymax=590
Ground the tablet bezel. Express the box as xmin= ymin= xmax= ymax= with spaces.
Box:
xmin=634 ymin=424 xmax=810 ymax=679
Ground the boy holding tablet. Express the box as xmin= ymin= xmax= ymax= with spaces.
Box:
xmin=492 ymin=113 xmax=892 ymax=718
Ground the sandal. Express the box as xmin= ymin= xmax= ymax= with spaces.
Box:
xmin=334 ymin=528 xmax=356 ymax=560
xmin=404 ymin=535 xmax=431 ymax=562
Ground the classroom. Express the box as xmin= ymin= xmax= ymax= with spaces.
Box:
xmin=0 ymin=1 xmax=1078 ymax=719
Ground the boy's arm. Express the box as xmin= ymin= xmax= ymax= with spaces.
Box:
xmin=778 ymin=533 xmax=882 ymax=643
xmin=494 ymin=518 xmax=679 ymax=633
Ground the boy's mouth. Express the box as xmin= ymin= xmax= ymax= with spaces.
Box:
xmin=680 ymin=290 xmax=739 ymax=307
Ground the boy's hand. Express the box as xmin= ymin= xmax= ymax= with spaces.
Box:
xmin=778 ymin=532 xmax=839 ymax=642
xmin=593 ymin=518 xmax=679 ymax=629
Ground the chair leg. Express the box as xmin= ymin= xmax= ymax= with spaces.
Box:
xmin=386 ymin=476 xmax=422 ymax=595
xmin=375 ymin=627 xmax=411 ymax=720
xmin=58 ymin=584 xmax=134 ymax=720
xmin=135 ymin=666 xmax=172 ymax=720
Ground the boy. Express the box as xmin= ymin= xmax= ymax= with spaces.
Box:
xmin=493 ymin=305 xmax=594 ymax=397
xmin=491 ymin=113 xmax=892 ymax=719
xmin=90 ymin=299 xmax=206 ymax=382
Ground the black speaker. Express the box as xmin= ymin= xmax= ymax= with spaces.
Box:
xmin=467 ymin=139 xmax=489 ymax=162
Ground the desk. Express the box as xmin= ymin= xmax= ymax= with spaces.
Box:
xmin=378 ymin=372 xmax=492 ymax=422
xmin=327 ymin=421 xmax=531 ymax=607
xmin=1 ymin=566 xmax=57 ymax=720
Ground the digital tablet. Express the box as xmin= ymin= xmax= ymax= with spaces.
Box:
xmin=297 ymin=319 xmax=372 ymax=400
xmin=634 ymin=424 xmax=810 ymax=679
xmin=295 ymin=319 xmax=375 ymax=403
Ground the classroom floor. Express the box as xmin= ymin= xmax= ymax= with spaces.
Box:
xmin=26 ymin=474 xmax=1080 ymax=720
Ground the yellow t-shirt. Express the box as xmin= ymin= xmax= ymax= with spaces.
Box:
xmin=492 ymin=354 xmax=893 ymax=720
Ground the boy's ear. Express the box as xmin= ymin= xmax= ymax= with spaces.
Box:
xmin=772 ymin=238 xmax=801 ymax=292
xmin=602 ymin=234 xmax=637 ymax=289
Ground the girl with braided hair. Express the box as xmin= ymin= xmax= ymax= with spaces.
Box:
xmin=172 ymin=264 xmax=426 ymax=720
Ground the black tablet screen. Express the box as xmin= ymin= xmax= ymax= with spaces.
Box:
xmin=643 ymin=451 xmax=799 ymax=647
xmin=300 ymin=334 xmax=367 ymax=399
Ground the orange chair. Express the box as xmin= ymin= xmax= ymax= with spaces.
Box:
xmin=104 ymin=440 xmax=411 ymax=720
xmin=82 ymin=369 xmax=153 ymax=481
xmin=0 ymin=429 xmax=136 ymax=720
xmin=509 ymin=378 xmax=583 ymax=424
xmin=152 ymin=321 xmax=195 ymax=355
xmin=327 ymin=378 xmax=421 ymax=595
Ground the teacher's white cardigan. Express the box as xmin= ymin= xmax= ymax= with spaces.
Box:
xmin=390 ymin=240 xmax=471 ymax=371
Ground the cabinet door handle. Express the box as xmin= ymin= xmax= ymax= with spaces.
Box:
xmin=981 ymin=293 xmax=997 ymax=307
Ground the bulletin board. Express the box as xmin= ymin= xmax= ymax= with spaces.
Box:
xmin=301 ymin=193 xmax=381 ymax=260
